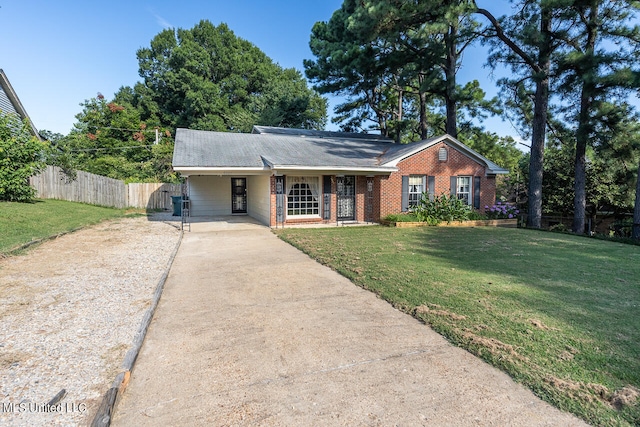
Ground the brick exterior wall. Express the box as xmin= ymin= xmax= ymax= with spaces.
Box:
xmin=268 ymin=142 xmax=498 ymax=226
xmin=379 ymin=142 xmax=496 ymax=220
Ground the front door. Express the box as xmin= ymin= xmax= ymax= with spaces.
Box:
xmin=231 ymin=178 xmax=247 ymax=214
xmin=337 ymin=176 xmax=355 ymax=220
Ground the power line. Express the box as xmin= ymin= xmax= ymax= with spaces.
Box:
xmin=88 ymin=126 xmax=163 ymax=133
xmin=85 ymin=126 xmax=166 ymax=144
xmin=65 ymin=144 xmax=157 ymax=153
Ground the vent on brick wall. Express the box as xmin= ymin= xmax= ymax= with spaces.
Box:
xmin=438 ymin=146 xmax=448 ymax=161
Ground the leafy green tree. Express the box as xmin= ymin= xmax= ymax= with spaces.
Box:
xmin=61 ymin=21 xmax=326 ymax=182
xmin=134 ymin=20 xmax=326 ymax=132
xmin=518 ymin=107 xmax=639 ymax=228
xmin=63 ymin=94 xmax=178 ymax=182
xmin=554 ymin=1 xmax=640 ymax=233
xmin=460 ymin=128 xmax=523 ymax=173
xmin=0 ymin=114 xmax=48 ymax=202
xmin=305 ymin=0 xmax=394 ymax=136
xmin=39 ymin=130 xmax=77 ymax=182
xmin=305 ymin=0 xmax=497 ymax=141
xmin=634 ymin=160 xmax=640 ymax=239
xmin=473 ymin=0 xmax=568 ymax=229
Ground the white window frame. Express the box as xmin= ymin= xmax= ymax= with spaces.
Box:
xmin=456 ymin=176 xmax=472 ymax=206
xmin=286 ymin=176 xmax=321 ymax=218
xmin=408 ymin=175 xmax=424 ymax=208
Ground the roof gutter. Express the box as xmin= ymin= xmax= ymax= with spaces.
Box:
xmin=173 ymin=166 xmax=271 ymax=176
xmin=270 ymin=165 xmax=397 ymax=175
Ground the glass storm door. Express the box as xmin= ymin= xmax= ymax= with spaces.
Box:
xmin=231 ymin=178 xmax=247 ymax=214
xmin=337 ymin=176 xmax=355 ymax=220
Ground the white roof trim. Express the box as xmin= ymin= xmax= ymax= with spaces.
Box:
xmin=174 ymin=166 xmax=271 ymax=176
xmin=382 ymin=135 xmax=449 ymax=167
xmin=270 ymin=165 xmax=396 ymax=173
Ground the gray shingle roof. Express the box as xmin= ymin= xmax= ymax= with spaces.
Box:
xmin=252 ymin=125 xmax=392 ymax=142
xmin=173 ymin=128 xmax=509 ymax=174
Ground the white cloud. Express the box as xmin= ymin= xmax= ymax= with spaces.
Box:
xmin=149 ymin=9 xmax=173 ymax=29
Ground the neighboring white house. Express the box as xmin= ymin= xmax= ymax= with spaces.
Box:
xmin=0 ymin=68 xmax=42 ymax=140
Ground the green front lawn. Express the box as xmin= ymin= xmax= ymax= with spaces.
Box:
xmin=277 ymin=226 xmax=640 ymax=426
xmin=0 ymin=199 xmax=139 ymax=254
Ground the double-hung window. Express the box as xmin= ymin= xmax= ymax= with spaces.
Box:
xmin=408 ymin=176 xmax=424 ymax=208
xmin=456 ymin=176 xmax=472 ymax=205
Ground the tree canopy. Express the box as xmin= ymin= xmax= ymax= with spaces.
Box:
xmin=306 ymin=0 xmax=640 ymax=236
xmin=130 ymin=20 xmax=327 ymax=132
xmin=0 ymin=114 xmax=48 ymax=202
xmin=304 ymin=0 xmax=498 ymax=143
xmin=57 ymin=20 xmax=328 ymax=182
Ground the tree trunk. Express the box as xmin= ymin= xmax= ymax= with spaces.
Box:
xmin=633 ymin=160 xmax=640 ymax=240
xmin=527 ymin=7 xmax=552 ymax=229
xmin=572 ymin=4 xmax=598 ymax=234
xmin=418 ymin=75 xmax=428 ymax=140
xmin=396 ymin=88 xmax=403 ymax=144
xmin=571 ymin=92 xmax=589 ymax=234
xmin=444 ymin=25 xmax=458 ymax=138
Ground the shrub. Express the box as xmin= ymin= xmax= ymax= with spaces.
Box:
xmin=467 ymin=209 xmax=488 ymax=221
xmin=383 ymin=213 xmax=419 ymax=222
xmin=413 ymin=193 xmax=473 ymax=224
xmin=484 ymin=201 xmax=519 ymax=219
xmin=0 ymin=114 xmax=48 ymax=202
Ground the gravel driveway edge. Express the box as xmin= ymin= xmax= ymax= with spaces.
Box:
xmin=90 ymin=228 xmax=183 ymax=427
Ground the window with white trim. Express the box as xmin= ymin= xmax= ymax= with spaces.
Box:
xmin=456 ymin=176 xmax=472 ymax=205
xmin=408 ymin=176 xmax=424 ymax=208
xmin=286 ymin=176 xmax=320 ymax=217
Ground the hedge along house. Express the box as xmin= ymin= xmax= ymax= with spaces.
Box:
xmin=172 ymin=126 xmax=508 ymax=227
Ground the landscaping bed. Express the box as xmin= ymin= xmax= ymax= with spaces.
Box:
xmin=381 ymin=218 xmax=518 ymax=228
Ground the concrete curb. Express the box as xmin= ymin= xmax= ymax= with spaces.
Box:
xmin=90 ymin=229 xmax=184 ymax=427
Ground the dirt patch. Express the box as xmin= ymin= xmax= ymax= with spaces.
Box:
xmin=610 ymin=386 xmax=640 ymax=410
xmin=460 ymin=329 xmax=528 ymax=363
xmin=528 ymin=318 xmax=559 ymax=331
xmin=558 ymin=345 xmax=580 ymax=361
xmin=415 ymin=304 xmax=466 ymax=321
xmin=546 ymin=376 xmax=583 ymax=392
xmin=545 ymin=376 xmax=639 ymax=410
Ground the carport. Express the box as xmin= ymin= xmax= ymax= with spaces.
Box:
xmin=185 ymin=174 xmax=272 ymax=226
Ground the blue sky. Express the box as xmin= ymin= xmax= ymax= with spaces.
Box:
xmin=1 ymin=1 xmax=532 ymax=142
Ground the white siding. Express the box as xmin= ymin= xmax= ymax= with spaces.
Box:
xmin=0 ymin=86 xmax=19 ymax=116
xmin=188 ymin=176 xmax=231 ymax=216
xmin=247 ymin=175 xmax=271 ymax=225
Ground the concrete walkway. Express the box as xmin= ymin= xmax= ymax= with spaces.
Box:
xmin=112 ymin=218 xmax=587 ymax=426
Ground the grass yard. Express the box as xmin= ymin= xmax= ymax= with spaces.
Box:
xmin=277 ymin=226 xmax=640 ymax=426
xmin=0 ymin=199 xmax=140 ymax=254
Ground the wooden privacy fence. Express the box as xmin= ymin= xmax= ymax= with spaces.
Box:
xmin=30 ymin=166 xmax=181 ymax=210
xmin=127 ymin=182 xmax=182 ymax=209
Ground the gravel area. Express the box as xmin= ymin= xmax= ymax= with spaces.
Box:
xmin=0 ymin=214 xmax=181 ymax=426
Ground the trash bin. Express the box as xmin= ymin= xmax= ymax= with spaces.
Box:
xmin=171 ymin=195 xmax=182 ymax=216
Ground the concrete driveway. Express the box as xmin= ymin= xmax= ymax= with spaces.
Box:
xmin=112 ymin=218 xmax=587 ymax=426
